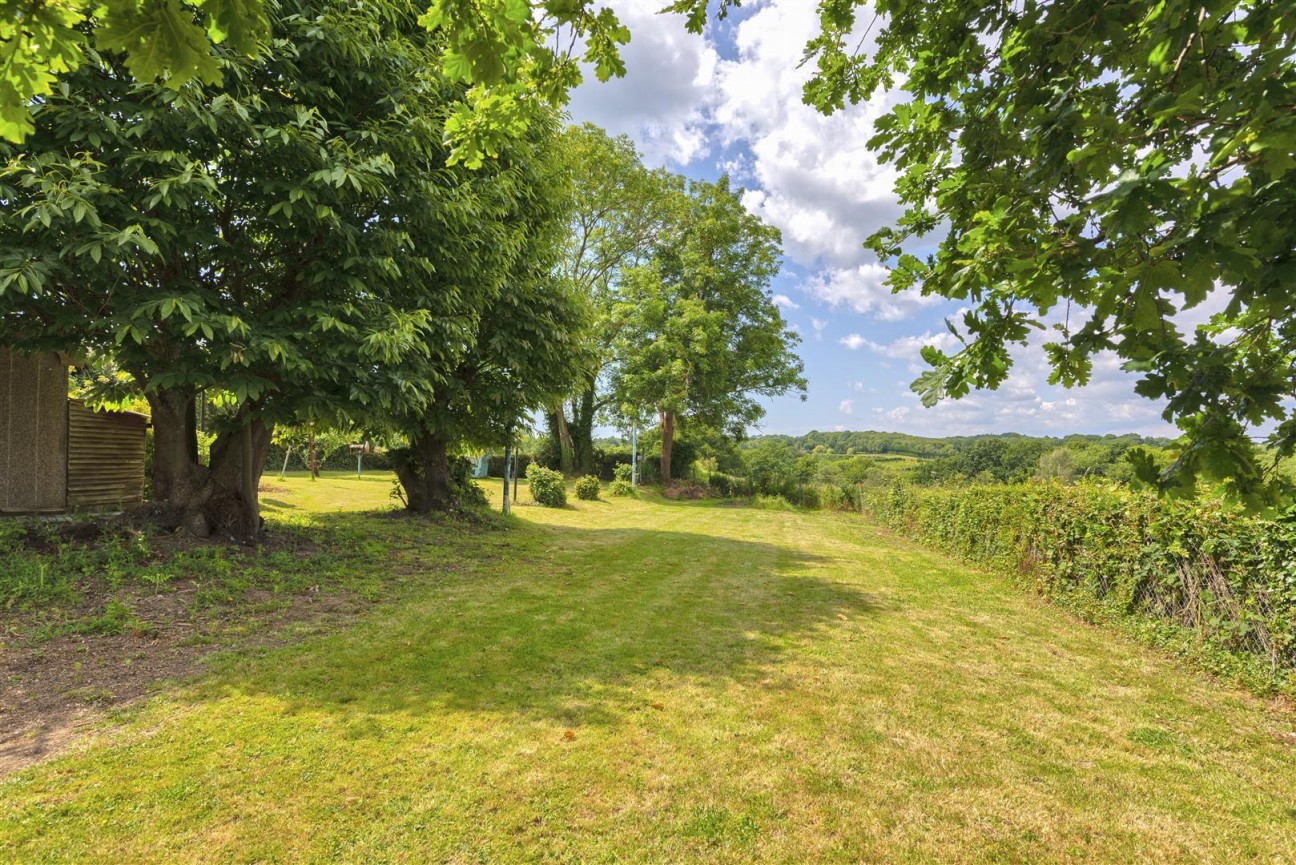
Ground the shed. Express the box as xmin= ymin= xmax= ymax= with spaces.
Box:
xmin=0 ymin=349 xmax=149 ymax=514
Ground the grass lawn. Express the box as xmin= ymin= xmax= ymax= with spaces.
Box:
xmin=3 ymin=473 xmax=1295 ymax=862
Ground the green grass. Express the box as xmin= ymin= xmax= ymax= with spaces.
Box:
xmin=3 ymin=473 xmax=1296 ymax=862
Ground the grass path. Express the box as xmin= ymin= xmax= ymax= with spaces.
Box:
xmin=2 ymin=478 xmax=1294 ymax=862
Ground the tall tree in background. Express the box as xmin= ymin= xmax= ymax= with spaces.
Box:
xmin=548 ymin=123 xmax=682 ymax=475
xmin=611 ymin=177 xmax=806 ymax=483
xmin=0 ymin=0 xmax=512 ymax=538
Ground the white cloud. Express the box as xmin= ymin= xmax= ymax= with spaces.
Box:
xmin=839 ymin=334 xmax=870 ymax=350
xmin=838 ymin=399 xmax=855 ymax=416
xmin=867 ymin=334 xmax=1175 ymax=437
xmin=857 ymin=330 xmax=964 ymax=372
xmin=772 ymin=293 xmax=800 ymax=310
xmin=803 ymin=264 xmax=939 ymax=321
xmin=712 ymin=3 xmax=904 ymax=270
xmin=565 ymin=2 xmax=719 ymax=166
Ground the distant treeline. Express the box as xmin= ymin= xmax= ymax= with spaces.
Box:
xmin=742 ymin=430 xmax=1175 ymax=485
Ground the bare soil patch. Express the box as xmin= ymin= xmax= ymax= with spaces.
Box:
xmin=0 ymin=580 xmax=365 ymax=776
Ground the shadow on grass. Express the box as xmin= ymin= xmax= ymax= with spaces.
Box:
xmin=187 ymin=513 xmax=879 ymax=729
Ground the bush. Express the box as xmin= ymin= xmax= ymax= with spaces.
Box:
xmin=574 ymin=475 xmax=601 ymax=501
xmin=707 ymin=472 xmax=755 ymax=498
xmin=526 ymin=464 xmax=567 ymax=508
xmin=595 ymin=448 xmax=635 ymax=481
xmin=861 ymin=480 xmax=1296 ymax=695
xmin=609 ymin=479 xmax=635 ymax=497
xmin=613 ymin=463 xmax=633 ymax=483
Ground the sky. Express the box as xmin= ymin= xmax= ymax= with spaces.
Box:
xmin=563 ymin=0 xmax=1189 ymax=440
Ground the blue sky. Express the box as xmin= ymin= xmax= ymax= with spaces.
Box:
xmin=565 ymin=1 xmax=1191 ymax=440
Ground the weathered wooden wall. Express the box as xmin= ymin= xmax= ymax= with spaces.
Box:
xmin=0 ymin=349 xmax=68 ymax=513
xmin=67 ymin=400 xmax=148 ymax=510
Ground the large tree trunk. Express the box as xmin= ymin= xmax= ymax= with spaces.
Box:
xmin=184 ymin=396 xmax=199 ymax=465
xmin=147 ymin=388 xmax=272 ymax=541
xmin=571 ymin=383 xmax=597 ymax=476
xmin=660 ymin=409 xmax=674 ymax=485
xmin=392 ymin=431 xmax=455 ymax=513
xmin=150 ymin=389 xmax=206 ymax=507
xmin=553 ymin=403 xmax=575 ymax=475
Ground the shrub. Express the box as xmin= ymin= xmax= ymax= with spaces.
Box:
xmin=574 ymin=475 xmax=601 ymax=501
xmin=613 ymin=463 xmax=633 ymax=484
xmin=595 ymin=449 xmax=634 ymax=481
xmin=526 ymin=464 xmax=567 ymax=508
xmin=609 ymin=479 xmax=635 ymax=497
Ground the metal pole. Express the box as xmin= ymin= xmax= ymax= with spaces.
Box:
xmin=356 ymin=453 xmax=362 ymax=479
xmin=631 ymin=425 xmax=637 ymax=487
xmin=502 ymin=440 xmax=512 ymax=515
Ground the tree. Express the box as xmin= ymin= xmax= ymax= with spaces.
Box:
xmin=1037 ymin=448 xmax=1078 ymax=483
xmin=383 ymin=128 xmax=593 ymax=513
xmin=0 ymin=0 xmax=511 ymax=538
xmin=1 ymin=0 xmax=267 ymax=142
xmin=547 ymin=123 xmax=682 ymax=476
xmin=611 ymin=176 xmax=806 ymax=484
xmin=784 ymin=0 xmax=1296 ymax=503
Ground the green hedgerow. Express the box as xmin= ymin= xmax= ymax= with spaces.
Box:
xmin=526 ymin=465 xmax=567 ymax=508
xmin=575 ymin=476 xmax=601 ymax=501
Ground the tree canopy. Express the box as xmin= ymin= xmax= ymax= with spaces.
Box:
xmin=380 ymin=127 xmax=593 ymax=513
xmin=0 ymin=0 xmax=577 ymax=534
xmin=793 ymin=0 xmax=1295 ymax=504
xmin=611 ymin=176 xmax=806 ymax=483
xmin=1 ymin=0 xmax=267 ymax=142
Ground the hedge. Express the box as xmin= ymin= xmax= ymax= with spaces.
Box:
xmin=487 ymin=454 xmax=533 ymax=479
xmin=862 ymin=481 xmax=1296 ymax=694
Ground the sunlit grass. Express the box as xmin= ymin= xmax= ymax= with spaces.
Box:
xmin=2 ymin=474 xmax=1294 ymax=862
